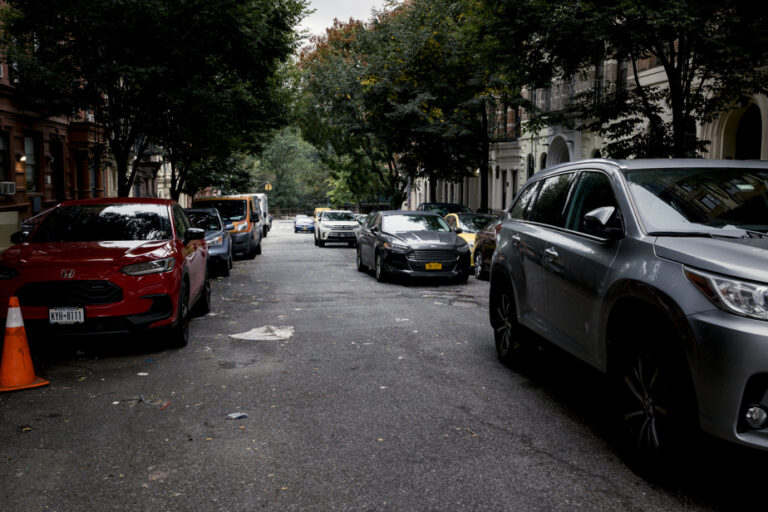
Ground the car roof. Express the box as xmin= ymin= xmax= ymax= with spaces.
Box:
xmin=194 ymin=196 xmax=247 ymax=201
xmin=379 ymin=210 xmax=439 ymax=216
xmin=59 ymin=197 xmax=174 ymax=207
xmin=537 ymin=158 xmax=768 ymax=178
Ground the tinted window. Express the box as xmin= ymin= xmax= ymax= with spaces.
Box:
xmin=192 ymin=200 xmax=247 ymax=222
xmin=625 ymin=167 xmax=768 ymax=233
xmin=30 ymin=204 xmax=172 ymax=242
xmin=382 ymin=214 xmax=450 ymax=233
xmin=565 ymin=172 xmax=619 ymax=233
xmin=528 ymin=173 xmax=576 ymax=227
xmin=509 ymin=182 xmax=538 ymax=220
xmin=322 ymin=211 xmax=356 ymax=221
xmin=173 ymin=206 xmax=189 ymax=239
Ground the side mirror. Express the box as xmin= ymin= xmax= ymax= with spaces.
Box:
xmin=185 ymin=227 xmax=206 ymax=243
xmin=370 ymin=226 xmax=379 ymax=234
xmin=454 ymin=228 xmax=463 ymax=234
xmin=583 ymin=206 xmax=624 ymax=240
xmin=10 ymin=231 xmax=30 ymax=244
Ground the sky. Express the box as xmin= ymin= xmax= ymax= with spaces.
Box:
xmin=299 ymin=0 xmax=390 ymax=40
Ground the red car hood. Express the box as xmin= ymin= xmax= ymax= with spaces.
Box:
xmin=1 ymin=240 xmax=173 ymax=268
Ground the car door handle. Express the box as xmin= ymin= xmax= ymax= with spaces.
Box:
xmin=544 ymin=247 xmax=559 ymax=260
xmin=510 ymin=234 xmax=521 ymax=245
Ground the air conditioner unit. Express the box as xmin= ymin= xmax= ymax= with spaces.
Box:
xmin=0 ymin=181 xmax=15 ymax=196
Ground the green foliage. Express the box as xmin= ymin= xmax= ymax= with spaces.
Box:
xmin=0 ymin=0 xmax=308 ymax=196
xmin=477 ymin=0 xmax=768 ymax=158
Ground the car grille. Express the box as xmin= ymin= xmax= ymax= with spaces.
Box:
xmin=408 ymin=250 xmax=458 ymax=262
xmin=329 ymin=226 xmax=355 ymax=231
xmin=16 ymin=280 xmax=123 ymax=307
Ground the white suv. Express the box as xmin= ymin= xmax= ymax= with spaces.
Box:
xmin=314 ymin=210 xmax=360 ymax=247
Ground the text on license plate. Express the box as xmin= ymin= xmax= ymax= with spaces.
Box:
xmin=425 ymin=262 xmax=442 ymax=270
xmin=49 ymin=307 xmax=85 ymax=325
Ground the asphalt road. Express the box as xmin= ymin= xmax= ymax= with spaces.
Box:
xmin=1 ymin=220 xmax=766 ymax=511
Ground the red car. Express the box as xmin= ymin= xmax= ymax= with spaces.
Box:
xmin=0 ymin=198 xmax=209 ymax=347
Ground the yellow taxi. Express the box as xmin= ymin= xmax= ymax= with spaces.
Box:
xmin=444 ymin=212 xmax=498 ymax=267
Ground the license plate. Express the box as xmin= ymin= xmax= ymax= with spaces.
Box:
xmin=49 ymin=307 xmax=85 ymax=325
xmin=425 ymin=262 xmax=442 ymax=270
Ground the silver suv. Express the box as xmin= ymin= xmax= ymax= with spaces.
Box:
xmin=490 ymin=159 xmax=768 ymax=469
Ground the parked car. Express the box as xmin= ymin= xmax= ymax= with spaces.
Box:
xmin=313 ymin=207 xmax=331 ymax=225
xmin=356 ymin=210 xmax=471 ymax=282
xmin=0 ymin=198 xmax=209 ymax=347
xmin=444 ymin=212 xmax=498 ymax=267
xmin=294 ymin=214 xmax=314 ymax=233
xmin=185 ymin=207 xmax=233 ymax=277
xmin=490 ymin=158 xmax=768 ymax=470
xmin=471 ymin=216 xmax=503 ymax=280
xmin=314 ymin=210 xmax=360 ymax=247
xmin=416 ymin=202 xmax=472 ymax=216
xmin=192 ymin=196 xmax=262 ymax=259
xmin=354 ymin=213 xmax=367 ymax=225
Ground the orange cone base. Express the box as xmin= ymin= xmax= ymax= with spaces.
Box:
xmin=0 ymin=376 xmax=49 ymax=392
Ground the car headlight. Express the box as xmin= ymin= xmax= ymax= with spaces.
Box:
xmin=0 ymin=265 xmax=19 ymax=279
xmin=206 ymin=235 xmax=224 ymax=247
xmin=685 ymin=267 xmax=768 ymax=320
xmin=456 ymin=241 xmax=470 ymax=253
xmin=383 ymin=241 xmax=408 ymax=252
xmin=122 ymin=257 xmax=175 ymax=276
xmin=235 ymin=222 xmax=248 ymax=232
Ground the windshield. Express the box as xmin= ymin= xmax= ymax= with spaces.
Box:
xmin=458 ymin=214 xmax=496 ymax=233
xmin=192 ymin=200 xmax=247 ymax=222
xmin=322 ymin=212 xmax=356 ymax=221
xmin=624 ymin=167 xmax=768 ymax=233
xmin=186 ymin=211 xmax=222 ymax=231
xmin=422 ymin=203 xmax=472 ymax=216
xmin=30 ymin=204 xmax=172 ymax=242
xmin=382 ymin=214 xmax=451 ymax=233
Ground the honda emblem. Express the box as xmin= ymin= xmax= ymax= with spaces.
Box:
xmin=61 ymin=269 xmax=75 ymax=279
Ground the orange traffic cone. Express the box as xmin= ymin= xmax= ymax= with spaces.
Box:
xmin=0 ymin=297 xmax=49 ymax=392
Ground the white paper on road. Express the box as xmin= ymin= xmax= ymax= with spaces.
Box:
xmin=230 ymin=325 xmax=295 ymax=341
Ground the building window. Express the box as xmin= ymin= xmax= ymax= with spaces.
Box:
xmin=0 ymin=133 xmax=9 ymax=182
xmin=24 ymin=136 xmax=39 ymax=193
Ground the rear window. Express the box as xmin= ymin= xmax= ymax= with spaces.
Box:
xmin=192 ymin=200 xmax=247 ymax=222
xmin=30 ymin=204 xmax=172 ymax=242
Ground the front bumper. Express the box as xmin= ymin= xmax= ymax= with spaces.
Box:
xmin=381 ymin=249 xmax=471 ymax=279
xmin=0 ymin=272 xmax=181 ymax=338
xmin=295 ymin=225 xmax=314 ymax=232
xmin=686 ymin=308 xmax=768 ymax=450
xmin=318 ymin=229 xmax=357 ymax=242
xmin=231 ymin=231 xmax=253 ymax=254
xmin=207 ymin=239 xmax=231 ymax=267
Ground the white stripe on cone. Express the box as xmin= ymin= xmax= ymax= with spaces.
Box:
xmin=6 ymin=306 xmax=24 ymax=329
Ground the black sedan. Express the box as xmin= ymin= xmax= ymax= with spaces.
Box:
xmin=356 ymin=211 xmax=471 ymax=283
xmin=185 ymin=208 xmax=233 ymax=277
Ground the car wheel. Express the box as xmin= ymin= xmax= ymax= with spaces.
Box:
xmin=263 ymin=227 xmax=268 ymax=238
xmin=294 ymin=228 xmax=298 ymax=233
xmin=348 ymin=241 xmax=355 ymax=247
xmin=456 ymin=270 xmax=469 ymax=283
xmin=220 ymin=260 xmax=230 ymax=277
xmin=489 ymin=279 xmax=526 ymax=366
xmin=356 ymin=247 xmax=366 ymax=272
xmin=319 ymin=239 xmax=325 ymax=247
xmin=247 ymin=239 xmax=257 ymax=259
xmin=474 ymin=252 xmax=488 ymax=280
xmin=228 ymin=255 xmax=233 ymax=270
xmin=169 ymin=280 xmax=190 ymax=348
xmin=255 ymin=241 xmax=262 ymax=255
xmin=314 ymin=235 xmax=319 ymax=246
xmin=375 ymin=251 xmax=387 ymax=282
xmin=194 ymin=273 xmax=211 ymax=316
xmin=612 ymin=327 xmax=698 ymax=473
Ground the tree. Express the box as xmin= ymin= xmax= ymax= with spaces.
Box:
xmin=1 ymin=0 xmax=307 ymax=196
xmin=478 ymin=0 xmax=768 ymax=157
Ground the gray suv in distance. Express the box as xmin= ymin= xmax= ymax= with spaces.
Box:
xmin=489 ymin=158 xmax=768 ymax=469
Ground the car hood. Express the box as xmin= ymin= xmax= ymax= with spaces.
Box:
xmin=654 ymin=236 xmax=768 ymax=282
xmin=391 ymin=231 xmax=458 ymax=247
xmin=1 ymin=240 xmax=174 ymax=268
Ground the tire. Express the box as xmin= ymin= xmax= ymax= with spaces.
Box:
xmin=314 ymin=235 xmax=319 ymax=246
xmin=348 ymin=241 xmax=356 ymax=247
xmin=263 ymin=227 xmax=268 ymax=238
xmin=489 ymin=278 xmax=527 ymax=366
xmin=294 ymin=228 xmax=298 ymax=233
xmin=255 ymin=241 xmax=262 ymax=255
xmin=375 ymin=251 xmax=387 ymax=282
xmin=193 ymin=273 xmax=211 ymax=317
xmin=474 ymin=252 xmax=488 ymax=280
xmin=456 ymin=269 xmax=469 ymax=283
xmin=219 ymin=260 xmax=230 ymax=277
xmin=318 ymin=239 xmax=325 ymax=247
xmin=611 ymin=327 xmax=698 ymax=473
xmin=169 ymin=280 xmax=190 ymax=348
xmin=247 ymin=238 xmax=257 ymax=259
xmin=228 ymin=255 xmax=233 ymax=270
xmin=356 ymin=247 xmax=366 ymax=272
